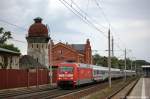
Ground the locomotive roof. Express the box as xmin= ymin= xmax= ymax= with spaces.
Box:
xmin=59 ymin=62 xmax=124 ymax=72
xmin=111 ymin=68 xmax=121 ymax=71
xmin=125 ymin=70 xmax=135 ymax=72
xmin=59 ymin=62 xmax=91 ymax=68
xmin=92 ymin=65 xmax=108 ymax=71
xmin=91 ymin=65 xmax=121 ymax=71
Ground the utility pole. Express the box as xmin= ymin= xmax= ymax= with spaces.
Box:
xmin=124 ymin=48 xmax=127 ymax=81
xmin=135 ymin=62 xmax=137 ymax=75
xmin=112 ymin=36 xmax=114 ymax=57
xmin=131 ymin=59 xmax=133 ymax=70
xmin=108 ymin=29 xmax=111 ymax=88
xmin=47 ymin=25 xmax=53 ymax=86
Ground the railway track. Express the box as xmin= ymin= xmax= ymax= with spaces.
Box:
xmin=8 ymin=84 xmax=102 ymax=99
xmin=11 ymin=88 xmax=69 ymax=99
xmin=2 ymin=80 xmax=108 ymax=99
xmin=106 ymin=78 xmax=139 ymax=99
xmin=0 ymin=78 xmax=137 ymax=99
xmin=0 ymin=86 xmax=56 ymax=99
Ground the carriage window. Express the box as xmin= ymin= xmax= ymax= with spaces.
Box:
xmin=59 ymin=66 xmax=73 ymax=73
xmin=94 ymin=70 xmax=97 ymax=75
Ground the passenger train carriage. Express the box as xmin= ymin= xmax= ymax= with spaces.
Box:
xmin=57 ymin=62 xmax=135 ymax=88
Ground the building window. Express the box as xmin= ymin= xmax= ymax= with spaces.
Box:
xmin=37 ymin=44 xmax=38 ymax=48
xmin=58 ymin=50 xmax=63 ymax=54
xmin=80 ymin=58 xmax=83 ymax=63
xmin=37 ymin=58 xmax=38 ymax=62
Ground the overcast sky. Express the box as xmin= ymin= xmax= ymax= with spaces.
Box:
xmin=0 ymin=0 xmax=150 ymax=62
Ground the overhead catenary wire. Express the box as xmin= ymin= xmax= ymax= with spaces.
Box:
xmin=0 ymin=19 xmax=27 ymax=31
xmin=59 ymin=0 xmax=130 ymax=61
xmin=93 ymin=0 xmax=110 ymax=26
xmin=10 ymin=38 xmax=26 ymax=43
xmin=60 ymin=0 xmax=125 ymax=53
xmin=93 ymin=0 xmax=126 ymax=51
xmin=59 ymin=0 xmax=107 ymax=38
xmin=0 ymin=18 xmax=28 ymax=43
xmin=70 ymin=0 xmax=106 ymax=29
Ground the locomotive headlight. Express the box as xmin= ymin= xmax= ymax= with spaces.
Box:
xmin=59 ymin=74 xmax=73 ymax=78
xmin=59 ymin=74 xmax=64 ymax=77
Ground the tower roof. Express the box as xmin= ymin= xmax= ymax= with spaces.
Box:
xmin=28 ymin=17 xmax=48 ymax=37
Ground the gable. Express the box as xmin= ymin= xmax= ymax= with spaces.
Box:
xmin=52 ymin=42 xmax=79 ymax=54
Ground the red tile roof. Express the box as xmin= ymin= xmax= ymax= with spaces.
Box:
xmin=28 ymin=17 xmax=48 ymax=37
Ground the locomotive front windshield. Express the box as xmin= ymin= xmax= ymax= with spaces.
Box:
xmin=59 ymin=66 xmax=73 ymax=73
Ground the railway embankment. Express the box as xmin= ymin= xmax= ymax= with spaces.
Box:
xmin=83 ymin=77 xmax=138 ymax=99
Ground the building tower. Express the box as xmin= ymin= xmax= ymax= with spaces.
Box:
xmin=85 ymin=39 xmax=92 ymax=64
xmin=26 ymin=17 xmax=50 ymax=68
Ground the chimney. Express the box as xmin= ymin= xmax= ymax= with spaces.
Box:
xmin=66 ymin=42 xmax=68 ymax=45
xmin=86 ymin=38 xmax=90 ymax=45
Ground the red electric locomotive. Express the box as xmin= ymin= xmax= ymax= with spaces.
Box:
xmin=57 ymin=63 xmax=93 ymax=88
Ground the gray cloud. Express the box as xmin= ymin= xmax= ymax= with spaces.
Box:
xmin=0 ymin=0 xmax=150 ymax=62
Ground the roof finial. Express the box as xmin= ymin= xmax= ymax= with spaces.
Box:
xmin=34 ymin=17 xmax=42 ymax=23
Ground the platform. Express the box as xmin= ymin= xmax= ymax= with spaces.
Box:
xmin=127 ymin=78 xmax=150 ymax=99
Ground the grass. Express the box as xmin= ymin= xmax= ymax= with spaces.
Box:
xmin=83 ymin=77 xmax=137 ymax=99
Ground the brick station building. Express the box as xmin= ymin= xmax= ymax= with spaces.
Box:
xmin=26 ymin=17 xmax=93 ymax=68
xmin=49 ymin=39 xmax=92 ymax=65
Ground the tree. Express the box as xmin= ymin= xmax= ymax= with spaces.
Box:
xmin=0 ymin=27 xmax=20 ymax=52
xmin=0 ymin=27 xmax=12 ymax=44
xmin=135 ymin=60 xmax=150 ymax=66
xmin=0 ymin=43 xmax=20 ymax=52
xmin=93 ymin=54 xmax=107 ymax=67
xmin=111 ymin=57 xmax=119 ymax=68
xmin=93 ymin=54 xmax=150 ymax=70
xmin=93 ymin=54 xmax=101 ymax=65
xmin=0 ymin=27 xmax=20 ymax=69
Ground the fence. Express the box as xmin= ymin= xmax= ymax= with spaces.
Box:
xmin=0 ymin=69 xmax=49 ymax=90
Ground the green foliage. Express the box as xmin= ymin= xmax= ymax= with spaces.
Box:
xmin=111 ymin=57 xmax=119 ymax=68
xmin=93 ymin=54 xmax=107 ymax=67
xmin=0 ymin=43 xmax=20 ymax=52
xmin=93 ymin=54 xmax=150 ymax=69
xmin=0 ymin=27 xmax=20 ymax=52
xmin=0 ymin=27 xmax=12 ymax=44
xmin=135 ymin=60 xmax=150 ymax=65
